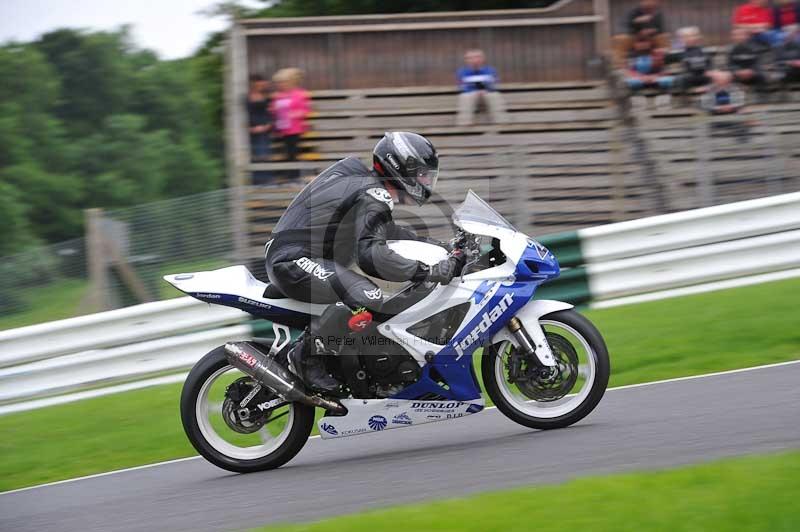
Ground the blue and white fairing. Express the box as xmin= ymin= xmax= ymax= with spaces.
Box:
xmin=316 ymin=192 xmax=569 ymax=439
xmin=378 ymin=191 xmax=562 ymax=402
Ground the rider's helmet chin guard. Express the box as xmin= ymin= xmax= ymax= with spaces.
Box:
xmin=373 ymin=131 xmax=439 ymax=206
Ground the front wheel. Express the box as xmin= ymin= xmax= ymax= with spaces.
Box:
xmin=180 ymin=346 xmax=315 ymax=473
xmin=482 ymin=309 xmax=610 ymax=430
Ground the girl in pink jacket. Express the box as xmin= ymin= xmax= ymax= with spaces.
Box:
xmin=271 ymin=68 xmax=311 ymax=176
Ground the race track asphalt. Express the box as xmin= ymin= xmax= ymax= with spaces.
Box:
xmin=1 ymin=362 xmax=798 ymax=532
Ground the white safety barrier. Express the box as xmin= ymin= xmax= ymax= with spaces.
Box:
xmin=0 ymin=297 xmax=248 ymax=368
xmin=0 ymin=324 xmax=252 ymax=402
xmin=588 ymin=229 xmax=800 ymax=299
xmin=578 ymin=192 xmax=800 ymax=300
xmin=580 ymin=191 xmax=800 ymax=263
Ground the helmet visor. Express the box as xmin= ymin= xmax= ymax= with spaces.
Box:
xmin=406 ymin=161 xmax=438 ymax=205
xmin=416 ymin=162 xmax=439 ymax=190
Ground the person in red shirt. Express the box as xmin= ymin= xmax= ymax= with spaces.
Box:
xmin=773 ymin=0 xmax=800 ymax=32
xmin=733 ymin=0 xmax=778 ymax=46
xmin=733 ymin=0 xmax=773 ymax=32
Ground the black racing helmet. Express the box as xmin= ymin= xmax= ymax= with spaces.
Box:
xmin=372 ymin=132 xmax=439 ymax=205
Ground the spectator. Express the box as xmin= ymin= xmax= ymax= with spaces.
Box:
xmin=678 ymin=27 xmax=715 ymax=90
xmin=777 ymin=29 xmax=800 ymax=82
xmin=627 ymin=0 xmax=666 ymax=38
xmin=701 ymin=73 xmax=746 ymax=115
xmin=728 ymin=27 xmax=766 ymax=88
xmin=733 ymin=0 xmax=777 ymax=47
xmin=772 ymin=0 xmax=800 ymax=43
xmin=456 ymin=49 xmax=507 ymax=126
xmin=611 ymin=0 xmax=667 ymax=71
xmin=625 ymin=38 xmax=675 ymax=97
xmin=271 ymin=68 xmax=311 ymax=180
xmin=247 ymin=74 xmax=273 ymax=185
xmin=247 ymin=74 xmax=272 ymax=162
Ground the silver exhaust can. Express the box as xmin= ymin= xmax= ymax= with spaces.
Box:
xmin=224 ymin=342 xmax=345 ymax=414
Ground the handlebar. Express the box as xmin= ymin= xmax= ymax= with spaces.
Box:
xmin=451 ymin=229 xmax=481 ymax=256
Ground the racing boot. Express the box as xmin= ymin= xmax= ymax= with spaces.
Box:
xmin=286 ymin=335 xmax=341 ymax=394
xmin=288 ymin=303 xmax=353 ymax=394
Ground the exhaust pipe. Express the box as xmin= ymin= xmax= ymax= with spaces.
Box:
xmin=224 ymin=342 xmax=346 ymax=415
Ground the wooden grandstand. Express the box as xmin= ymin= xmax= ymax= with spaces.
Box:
xmin=242 ymin=81 xmax=643 ymax=257
xmin=226 ymin=2 xmax=800 ymax=263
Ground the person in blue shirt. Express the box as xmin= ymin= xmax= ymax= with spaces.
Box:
xmin=456 ymin=49 xmax=507 ymax=126
xmin=701 ymin=75 xmax=746 ymax=115
xmin=625 ymin=37 xmax=675 ymax=92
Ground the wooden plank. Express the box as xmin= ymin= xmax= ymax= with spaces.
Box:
xmin=244 ymin=16 xmax=602 ymax=37
xmin=84 ymin=208 xmax=110 ymax=313
xmin=310 ymin=101 xmax=610 ymax=118
xmin=311 ymin=88 xmax=611 ymax=112
xmin=308 ymin=108 xmax=616 ymax=131
xmin=239 ymin=2 xmax=591 ymax=27
xmin=308 ymin=80 xmax=604 ymax=99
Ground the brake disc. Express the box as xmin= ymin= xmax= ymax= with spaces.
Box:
xmin=513 ymin=332 xmax=579 ymax=402
xmin=221 ymin=377 xmax=271 ymax=434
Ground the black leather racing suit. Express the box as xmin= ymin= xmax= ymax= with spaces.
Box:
xmin=264 ymin=157 xmax=430 ymax=315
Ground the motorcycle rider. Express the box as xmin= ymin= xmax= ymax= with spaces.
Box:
xmin=264 ymin=132 xmax=465 ymax=393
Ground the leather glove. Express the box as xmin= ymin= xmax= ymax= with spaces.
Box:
xmin=427 ymin=250 xmax=466 ymax=285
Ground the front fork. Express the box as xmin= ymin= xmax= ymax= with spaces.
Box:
xmin=507 ymin=317 xmax=557 ymax=371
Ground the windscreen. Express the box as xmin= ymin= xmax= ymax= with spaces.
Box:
xmin=452 ymin=190 xmax=517 ymax=231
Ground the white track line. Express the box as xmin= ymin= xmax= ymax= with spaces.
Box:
xmin=2 ymin=359 xmax=798 ymax=497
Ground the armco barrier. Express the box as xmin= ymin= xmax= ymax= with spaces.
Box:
xmin=580 ymin=191 xmax=800 ymax=263
xmin=0 ymin=324 xmax=252 ymax=402
xmin=1 ymin=192 xmax=799 ymax=412
xmin=587 ymin=229 xmax=800 ymax=299
xmin=0 ymin=297 xmax=248 ymax=368
xmin=539 ymin=191 xmax=800 ymax=304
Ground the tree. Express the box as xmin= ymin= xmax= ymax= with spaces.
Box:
xmin=0 ymin=181 xmax=36 ymax=255
xmin=0 ymin=29 xmax=225 ymax=252
xmin=34 ymin=29 xmax=137 ymax=136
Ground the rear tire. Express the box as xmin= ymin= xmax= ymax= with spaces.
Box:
xmin=180 ymin=346 xmax=315 ymax=473
xmin=483 ymin=309 xmax=610 ymax=430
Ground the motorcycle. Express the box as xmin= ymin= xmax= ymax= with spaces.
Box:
xmin=165 ymin=191 xmax=610 ymax=473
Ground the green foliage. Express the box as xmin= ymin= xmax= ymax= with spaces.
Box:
xmin=0 ymin=181 xmax=35 ymax=255
xmin=0 ymin=29 xmax=224 ymax=253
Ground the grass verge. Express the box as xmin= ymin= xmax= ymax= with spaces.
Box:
xmin=0 ymin=258 xmax=228 ymax=331
xmin=0 ymin=279 xmax=88 ymax=331
xmin=255 ymin=451 xmax=800 ymax=532
xmin=0 ymin=277 xmax=798 ymax=492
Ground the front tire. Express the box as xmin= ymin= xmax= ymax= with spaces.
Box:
xmin=180 ymin=346 xmax=315 ymax=473
xmin=483 ymin=309 xmax=610 ymax=430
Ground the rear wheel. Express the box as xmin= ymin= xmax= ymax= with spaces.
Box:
xmin=180 ymin=346 xmax=315 ymax=473
xmin=482 ymin=309 xmax=610 ymax=430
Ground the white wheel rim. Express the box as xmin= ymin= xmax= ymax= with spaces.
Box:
xmin=493 ymin=320 xmax=597 ymax=419
xmin=195 ymin=365 xmax=295 ymax=460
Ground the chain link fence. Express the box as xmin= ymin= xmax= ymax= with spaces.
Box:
xmin=97 ymin=189 xmax=235 ymax=310
xmin=0 ymin=189 xmax=235 ymax=329
xmin=0 ymin=238 xmax=88 ymax=324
